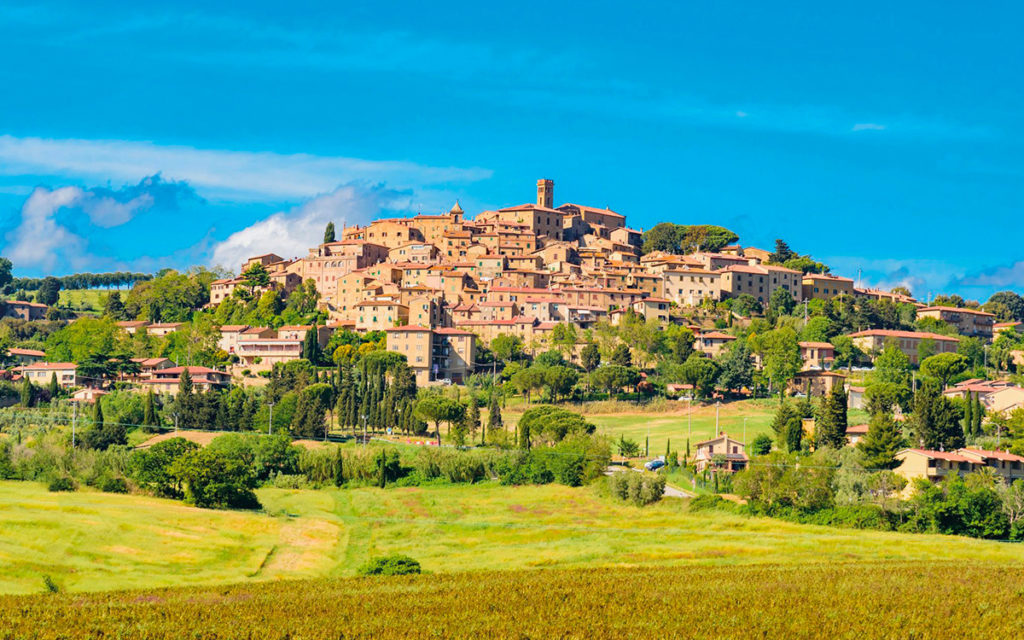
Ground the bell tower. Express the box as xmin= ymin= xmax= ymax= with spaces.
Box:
xmin=536 ymin=178 xmax=554 ymax=209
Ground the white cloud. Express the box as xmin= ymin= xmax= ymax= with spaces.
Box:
xmin=0 ymin=135 xmax=492 ymax=202
xmin=79 ymin=192 xmax=154 ymax=227
xmin=4 ymin=186 xmax=92 ymax=272
xmin=208 ymin=184 xmax=390 ymax=271
xmin=852 ymin=123 xmax=886 ymax=132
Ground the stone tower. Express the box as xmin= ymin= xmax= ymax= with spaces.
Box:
xmin=536 ymin=179 xmax=554 ymax=209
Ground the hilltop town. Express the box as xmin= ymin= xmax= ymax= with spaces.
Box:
xmin=2 ymin=177 xmax=1024 ymax=543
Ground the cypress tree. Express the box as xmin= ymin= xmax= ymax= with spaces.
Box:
xmin=323 ymin=221 xmax=336 ymax=244
xmin=93 ymin=396 xmax=104 ymax=431
xmin=645 ymin=435 xmax=649 ymax=457
xmin=20 ymin=377 xmax=33 ymax=408
xmin=143 ymin=390 xmax=158 ymax=429
xmin=963 ymin=393 xmax=974 ymax=438
xmin=464 ymin=399 xmax=480 ymax=443
xmin=686 ymin=438 xmax=690 ymax=461
xmin=487 ymin=391 xmax=503 ymax=429
xmin=48 ymin=372 xmax=59 ymax=400
xmin=973 ymin=392 xmax=983 ymax=436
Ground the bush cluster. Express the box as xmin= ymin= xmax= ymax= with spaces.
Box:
xmin=607 ymin=471 xmax=666 ymax=506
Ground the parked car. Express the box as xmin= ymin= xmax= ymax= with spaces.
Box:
xmin=644 ymin=459 xmax=666 ymax=471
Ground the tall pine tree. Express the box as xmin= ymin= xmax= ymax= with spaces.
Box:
xmin=815 ymin=382 xmax=848 ymax=449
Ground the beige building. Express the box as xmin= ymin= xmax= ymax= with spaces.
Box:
xmin=20 ymin=362 xmax=77 ymax=388
xmin=848 ymin=329 xmax=959 ymax=366
xmin=385 ymin=325 xmax=477 ymax=385
xmin=693 ymin=434 xmax=748 ymax=472
xmin=695 ymin=331 xmax=736 ymax=357
xmin=916 ymin=306 xmax=995 ymax=339
xmin=802 ymin=274 xmax=855 ymax=301
xmin=355 ymin=299 xmax=409 ymax=332
xmin=7 ymin=348 xmax=45 ymax=365
xmin=719 ymin=264 xmax=802 ymax=304
xmin=663 ymin=268 xmax=721 ymax=307
xmin=137 ymin=366 xmax=230 ymax=395
xmin=799 ymin=341 xmax=835 ymax=370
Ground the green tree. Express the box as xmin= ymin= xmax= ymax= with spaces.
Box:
xmin=858 ymin=411 xmax=903 ymax=470
xmin=754 ymin=327 xmax=801 ymax=397
xmin=240 ymin=263 xmax=271 ymax=294
xmin=518 ymin=405 xmax=595 ymax=445
xmin=47 ymin=372 xmax=59 ymax=400
xmin=37 ymin=276 xmax=61 ymax=306
xmin=302 ymin=325 xmax=322 ymax=365
xmin=143 ymin=389 xmax=159 ymax=430
xmin=815 ymin=382 xmax=848 ymax=449
xmin=680 ymin=354 xmax=720 ymax=400
xmin=750 ymin=433 xmax=773 ymax=455
xmin=768 ymin=287 xmax=796 ymax=319
xmin=487 ymin=391 xmax=503 ymax=431
xmin=716 ymin=340 xmax=754 ymax=394
xmin=916 ymin=337 xmax=937 ymax=363
xmin=580 ymin=343 xmax=601 ymax=372
xmin=19 ymin=377 xmax=33 ymax=408
xmin=910 ymin=381 xmax=965 ymax=450
xmin=491 ymin=334 xmax=524 ymax=362
xmin=609 ymin=344 xmax=632 ymax=367
xmin=463 ymin=398 xmax=481 ymax=444
xmin=542 ymin=365 xmax=579 ymax=401
xmin=323 ymin=221 xmax=336 ymax=244
xmin=414 ymin=395 xmax=465 ymax=445
xmin=0 ymin=257 xmax=12 ymax=291
xmin=103 ymin=291 xmax=127 ymax=319
xmin=871 ymin=340 xmax=912 ymax=389
xmin=920 ymin=353 xmax=968 ymax=388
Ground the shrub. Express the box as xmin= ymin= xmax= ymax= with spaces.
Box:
xmin=358 ymin=554 xmax=421 ymax=576
xmin=47 ymin=475 xmax=75 ymax=492
xmin=608 ymin=471 xmax=665 ymax=506
xmin=688 ymin=494 xmax=734 ymax=512
xmin=96 ymin=474 xmax=129 ymax=494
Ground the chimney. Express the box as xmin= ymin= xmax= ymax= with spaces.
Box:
xmin=537 ymin=179 xmax=554 ymax=209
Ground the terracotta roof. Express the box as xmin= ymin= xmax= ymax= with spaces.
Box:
xmin=159 ymin=366 xmax=225 ymax=375
xmin=21 ymin=362 xmax=76 ymax=370
xmin=9 ymin=348 xmax=45 ymax=357
xmin=902 ymin=449 xmax=973 ymax=463
xmin=700 ymin=332 xmax=736 ymax=340
xmin=434 ymin=327 xmax=475 ymax=336
xmin=918 ymin=306 xmax=995 ymax=317
xmin=385 ymin=325 xmax=432 ymax=332
xmin=219 ymin=325 xmax=250 ymax=332
xmin=959 ymin=448 xmax=1024 ymax=463
xmin=848 ymin=329 xmax=960 ymax=342
xmin=799 ymin=341 xmax=834 ymax=349
xmin=846 ymin=424 xmax=869 ymax=434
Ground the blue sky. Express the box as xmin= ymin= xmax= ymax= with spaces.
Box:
xmin=0 ymin=1 xmax=1021 ymax=301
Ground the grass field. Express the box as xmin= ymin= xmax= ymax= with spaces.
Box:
xmin=498 ymin=398 xmax=868 ymax=452
xmin=57 ymin=289 xmax=107 ymax=313
xmin=3 ymin=479 xmax=1024 ymax=596
xmin=4 ymin=563 xmax=1024 ymax=638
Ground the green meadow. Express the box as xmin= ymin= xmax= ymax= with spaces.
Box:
xmin=2 ymin=479 xmax=1023 ymax=595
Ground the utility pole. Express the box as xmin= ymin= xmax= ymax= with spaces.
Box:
xmin=268 ymin=401 xmax=275 ymax=435
xmin=715 ymin=401 xmax=721 ymax=435
xmin=72 ymin=402 xmax=77 ymax=448
xmin=743 ymin=417 xmax=747 ymax=444
xmin=174 ymin=412 xmax=179 ymax=433
xmin=687 ymin=397 xmax=692 ymax=441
